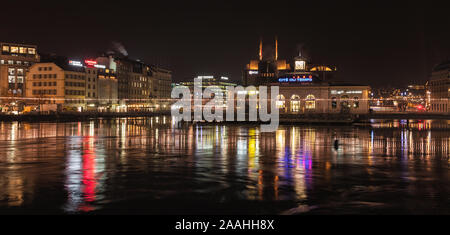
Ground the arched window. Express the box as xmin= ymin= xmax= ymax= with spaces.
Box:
xmin=331 ymin=97 xmax=337 ymax=109
xmin=276 ymin=94 xmax=286 ymax=110
xmin=340 ymin=95 xmax=350 ymax=112
xmin=305 ymin=94 xmax=316 ymax=109
xmin=290 ymin=95 xmax=301 ymax=112
xmin=353 ymin=97 xmax=359 ymax=108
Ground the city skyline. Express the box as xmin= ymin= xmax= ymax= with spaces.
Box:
xmin=2 ymin=1 xmax=450 ymax=87
xmin=1 ymin=0 xmax=450 ymax=227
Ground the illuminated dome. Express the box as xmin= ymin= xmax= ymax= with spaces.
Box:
xmin=310 ymin=66 xmax=335 ymax=72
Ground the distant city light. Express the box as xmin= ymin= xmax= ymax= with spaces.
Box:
xmin=84 ymin=59 xmax=97 ymax=68
xmin=331 ymin=90 xmax=363 ymax=95
xmin=196 ymin=76 xmax=214 ymax=79
xmin=94 ymin=64 xmax=106 ymax=69
xmin=69 ymin=60 xmax=83 ymax=67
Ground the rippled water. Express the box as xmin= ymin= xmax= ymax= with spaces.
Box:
xmin=0 ymin=117 xmax=449 ymax=214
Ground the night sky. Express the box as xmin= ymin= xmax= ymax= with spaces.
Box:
xmin=2 ymin=1 xmax=450 ymax=88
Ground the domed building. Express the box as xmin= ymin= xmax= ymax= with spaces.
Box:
xmin=242 ymin=38 xmax=370 ymax=114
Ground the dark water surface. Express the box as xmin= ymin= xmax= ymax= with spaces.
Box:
xmin=0 ymin=117 xmax=449 ymax=214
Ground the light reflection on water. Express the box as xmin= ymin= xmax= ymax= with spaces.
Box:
xmin=0 ymin=117 xmax=448 ymax=214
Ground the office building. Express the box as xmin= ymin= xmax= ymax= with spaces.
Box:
xmin=0 ymin=42 xmax=39 ymax=112
xmin=428 ymin=60 xmax=450 ymax=113
xmin=25 ymin=61 xmax=87 ymax=111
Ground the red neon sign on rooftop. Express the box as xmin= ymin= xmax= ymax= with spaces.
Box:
xmin=84 ymin=59 xmax=97 ymax=67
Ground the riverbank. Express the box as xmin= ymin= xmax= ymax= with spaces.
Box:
xmin=0 ymin=111 xmax=448 ymax=123
xmin=364 ymin=112 xmax=449 ymax=120
xmin=0 ymin=111 xmax=171 ymax=122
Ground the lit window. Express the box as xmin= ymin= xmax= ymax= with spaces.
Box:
xmin=305 ymin=94 xmax=316 ymax=109
xmin=332 ymin=97 xmax=337 ymax=109
xmin=8 ymin=68 xmax=15 ymax=75
xmin=295 ymin=60 xmax=306 ymax=70
xmin=276 ymin=94 xmax=286 ymax=110
xmin=8 ymin=76 xmax=15 ymax=83
xmin=353 ymin=97 xmax=359 ymax=108
xmin=19 ymin=47 xmax=26 ymax=54
xmin=340 ymin=95 xmax=350 ymax=110
xmin=290 ymin=95 xmax=301 ymax=112
xmin=10 ymin=47 xmax=18 ymax=53
xmin=28 ymin=48 xmax=36 ymax=55
xmin=17 ymin=76 xmax=24 ymax=83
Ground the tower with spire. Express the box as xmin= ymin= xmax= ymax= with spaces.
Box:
xmin=294 ymin=49 xmax=307 ymax=72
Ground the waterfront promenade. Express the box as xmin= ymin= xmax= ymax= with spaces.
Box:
xmin=0 ymin=111 xmax=447 ymax=123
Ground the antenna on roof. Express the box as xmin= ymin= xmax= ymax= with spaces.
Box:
xmin=259 ymin=37 xmax=263 ymax=60
xmin=275 ymin=36 xmax=278 ymax=61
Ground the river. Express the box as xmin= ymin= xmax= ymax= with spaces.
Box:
xmin=0 ymin=117 xmax=448 ymax=214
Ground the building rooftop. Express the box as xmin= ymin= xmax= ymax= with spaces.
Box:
xmin=37 ymin=55 xmax=86 ymax=73
xmin=0 ymin=42 xmax=37 ymax=47
xmin=328 ymin=82 xmax=369 ymax=87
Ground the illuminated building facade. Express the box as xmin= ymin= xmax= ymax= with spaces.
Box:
xmin=271 ymin=79 xmax=370 ymax=114
xmin=25 ymin=62 xmax=87 ymax=111
xmin=99 ymin=55 xmax=172 ymax=111
xmin=152 ymin=67 xmax=172 ymax=100
xmin=177 ymin=75 xmax=237 ymax=101
xmin=84 ymin=66 xmax=99 ymax=109
xmin=0 ymin=42 xmax=39 ymax=100
xmin=272 ymin=58 xmax=369 ymax=114
xmin=151 ymin=66 xmax=172 ymax=109
xmin=428 ymin=60 xmax=450 ymax=113
xmin=243 ymin=37 xmax=336 ymax=86
xmin=25 ymin=58 xmax=119 ymax=112
xmin=113 ymin=58 xmax=153 ymax=110
xmin=243 ymin=38 xmax=369 ymax=114
xmin=64 ymin=57 xmax=118 ymax=111
xmin=404 ymin=84 xmax=426 ymax=111
xmin=95 ymin=56 xmax=119 ymax=111
xmin=83 ymin=60 xmax=101 ymax=110
xmin=84 ymin=59 xmax=118 ymax=111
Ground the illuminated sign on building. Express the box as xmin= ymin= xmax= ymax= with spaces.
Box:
xmin=221 ymin=76 xmax=229 ymax=80
xmin=69 ymin=60 xmax=83 ymax=67
xmin=248 ymin=71 xmax=258 ymax=75
xmin=84 ymin=60 xmax=97 ymax=68
xmin=196 ymin=76 xmax=214 ymax=79
xmin=278 ymin=75 xmax=313 ymax=83
xmin=330 ymin=90 xmax=363 ymax=95
xmin=94 ymin=64 xmax=106 ymax=69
